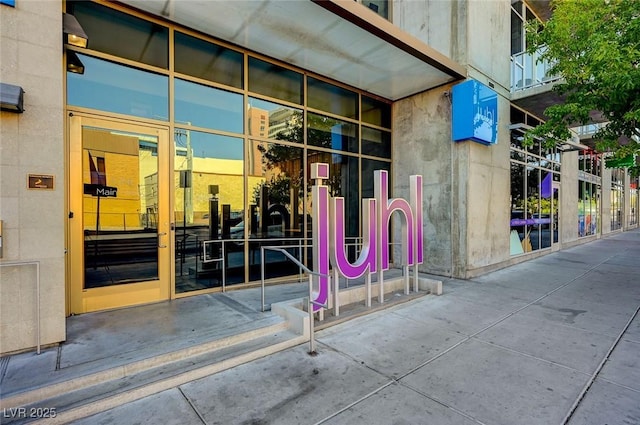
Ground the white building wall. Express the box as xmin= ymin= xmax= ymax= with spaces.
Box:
xmin=0 ymin=0 xmax=65 ymax=354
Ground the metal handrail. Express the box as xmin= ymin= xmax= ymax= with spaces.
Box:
xmin=260 ymin=244 xmax=329 ymax=354
xmin=202 ymin=239 xmax=226 ymax=291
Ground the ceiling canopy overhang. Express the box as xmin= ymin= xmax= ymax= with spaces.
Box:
xmin=123 ymin=0 xmax=466 ymax=101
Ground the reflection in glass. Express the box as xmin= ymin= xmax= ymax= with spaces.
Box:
xmin=175 ymin=31 xmax=243 ymax=88
xmin=64 ymin=3 xmax=401 ymax=292
xmin=248 ymin=140 xmax=304 ymax=239
xmin=247 ymin=140 xmax=305 ymax=282
xmin=175 ymin=78 xmax=243 ymax=133
xmin=307 ymin=113 xmax=358 ymax=153
xmin=248 ymin=97 xmax=303 ymax=143
xmin=629 ymin=179 xmax=638 ymax=226
xmin=248 ymin=57 xmax=302 ymax=104
xmin=362 ymin=127 xmax=391 ymax=158
xmin=510 ymin=161 xmax=527 ymax=254
xmin=362 ymin=0 xmax=389 ymax=19
xmin=308 ymin=77 xmax=358 ymax=119
xmin=362 ymin=159 xmax=390 ymax=199
xmin=611 ymin=169 xmax=623 ymax=231
xmin=308 ymin=150 xmax=359 ymax=237
xmin=362 ymin=95 xmax=391 ymax=128
xmin=174 ymin=130 xmax=245 ymax=293
xmin=526 ymin=167 xmax=541 ymax=251
xmin=579 ymin=180 xmax=599 ymax=237
xmin=68 ymin=54 xmax=168 ymax=120
xmin=68 ymin=1 xmax=168 ymax=69
xmin=82 ymin=127 xmax=159 ymax=288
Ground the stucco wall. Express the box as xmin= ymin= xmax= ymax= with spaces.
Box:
xmin=0 ymin=1 xmax=65 ymax=354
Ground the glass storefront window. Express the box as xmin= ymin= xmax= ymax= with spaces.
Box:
xmin=67 ymin=54 xmax=169 ymax=120
xmin=510 ymin=108 xmax=560 ymax=255
xmin=67 ymin=2 xmax=396 ymax=293
xmin=358 ymin=0 xmax=389 ymax=19
xmin=362 ymin=158 xmax=391 ymax=199
xmin=362 ymin=95 xmax=391 ymax=128
xmin=307 ymin=113 xmax=358 ymax=153
xmin=174 ymin=131 xmax=245 ymax=293
xmin=510 ymin=147 xmax=526 ymax=163
xmin=248 ymin=57 xmax=303 ymax=105
xmin=175 ymin=78 xmax=243 ymax=133
xmin=630 ymin=178 xmax=639 ymax=226
xmin=577 ymin=150 xmax=601 ymax=237
xmin=611 ymin=169 xmax=623 ymax=231
xmin=308 ymin=151 xmax=359 ymax=237
xmin=247 ymin=140 xmax=305 ymax=282
xmin=247 ymin=141 xmax=304 ymax=239
xmin=175 ymin=32 xmax=243 ymax=89
xmin=248 ymin=98 xmax=303 ymax=143
xmin=510 ymin=161 xmax=527 ymax=254
xmin=68 ymin=1 xmax=168 ymax=69
xmin=308 ymin=77 xmax=358 ymax=119
xmin=578 ymin=180 xmax=599 ymax=237
xmin=362 ymin=127 xmax=391 ymax=159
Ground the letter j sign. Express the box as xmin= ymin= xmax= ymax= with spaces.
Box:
xmin=451 ymin=80 xmax=498 ymax=146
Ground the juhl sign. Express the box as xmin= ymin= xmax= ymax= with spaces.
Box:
xmin=310 ymin=163 xmax=423 ymax=311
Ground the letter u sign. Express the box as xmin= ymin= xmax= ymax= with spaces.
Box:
xmin=310 ymin=163 xmax=423 ymax=311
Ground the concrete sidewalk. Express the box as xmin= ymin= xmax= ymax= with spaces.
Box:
xmin=3 ymin=230 xmax=640 ymax=424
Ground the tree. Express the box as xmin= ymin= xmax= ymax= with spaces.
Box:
xmin=525 ymin=0 xmax=640 ymax=175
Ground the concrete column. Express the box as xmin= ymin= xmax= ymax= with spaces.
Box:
xmin=601 ymin=166 xmax=612 ymax=235
xmin=623 ymin=169 xmax=630 ymax=230
xmin=560 ymin=151 xmax=579 ymax=243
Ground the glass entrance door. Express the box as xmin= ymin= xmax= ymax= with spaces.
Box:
xmin=69 ymin=115 xmax=171 ymax=313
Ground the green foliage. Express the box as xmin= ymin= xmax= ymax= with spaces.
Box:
xmin=251 ymin=174 xmax=293 ymax=206
xmin=524 ymin=0 xmax=640 ymax=160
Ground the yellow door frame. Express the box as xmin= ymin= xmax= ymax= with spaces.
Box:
xmin=68 ymin=113 xmax=172 ymax=314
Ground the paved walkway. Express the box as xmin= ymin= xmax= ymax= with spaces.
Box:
xmin=4 ymin=230 xmax=640 ymax=424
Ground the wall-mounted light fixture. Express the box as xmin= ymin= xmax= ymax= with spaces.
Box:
xmin=0 ymin=82 xmax=25 ymax=113
xmin=63 ymin=13 xmax=88 ymax=48
xmin=67 ymin=51 xmax=85 ymax=75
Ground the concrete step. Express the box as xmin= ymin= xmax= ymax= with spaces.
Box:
xmin=1 ymin=324 xmax=306 ymax=425
xmin=1 ymin=314 xmax=286 ymax=398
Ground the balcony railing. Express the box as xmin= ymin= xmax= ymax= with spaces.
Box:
xmin=573 ymin=122 xmax=608 ymax=138
xmin=511 ymin=49 xmax=560 ymax=92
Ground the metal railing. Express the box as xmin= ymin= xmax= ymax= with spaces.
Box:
xmin=202 ymin=239 xmax=226 ymax=290
xmin=573 ymin=122 xmax=608 ymax=138
xmin=260 ymin=244 xmax=328 ymax=354
xmin=511 ymin=49 xmax=560 ymax=92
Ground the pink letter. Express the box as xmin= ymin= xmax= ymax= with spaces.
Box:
xmin=374 ymin=170 xmax=415 ymax=269
xmin=330 ymin=197 xmax=377 ymax=278
xmin=311 ymin=163 xmax=330 ymax=312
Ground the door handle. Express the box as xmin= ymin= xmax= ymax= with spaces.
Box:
xmin=158 ymin=232 xmax=167 ymax=248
